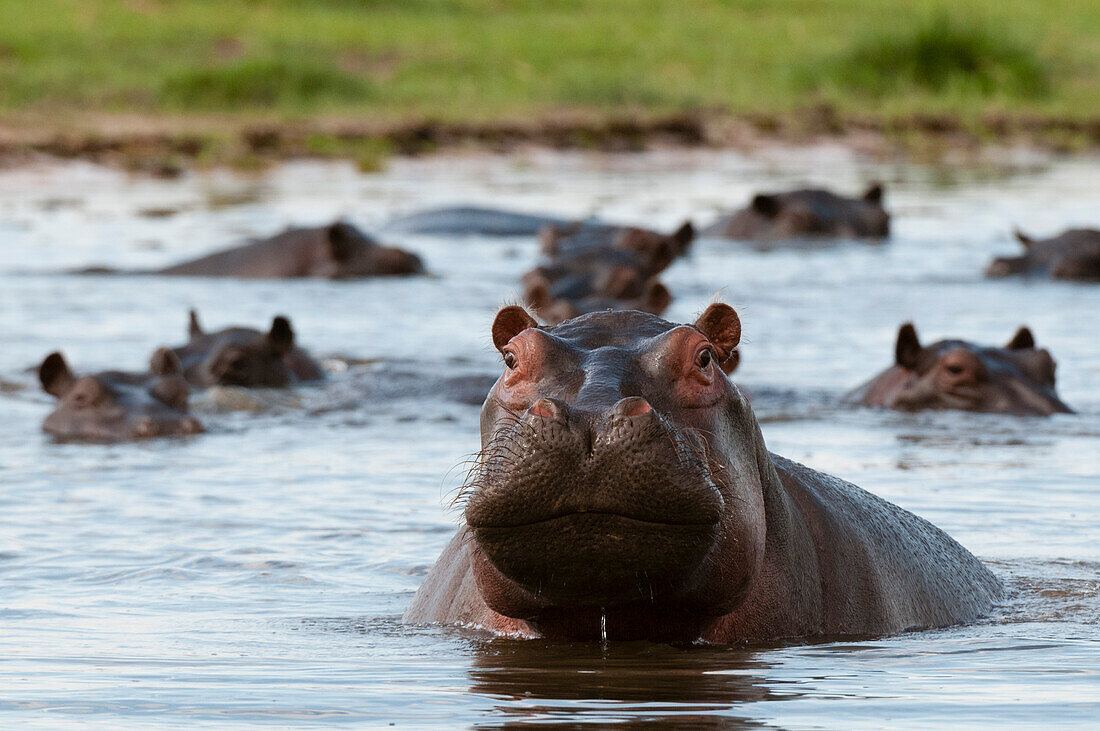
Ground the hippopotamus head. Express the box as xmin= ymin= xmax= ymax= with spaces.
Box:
xmin=985 ymin=228 xmax=1100 ymax=281
xmin=38 ymin=349 xmax=203 ymax=442
xmin=880 ymin=323 xmax=1072 ymax=415
xmin=313 ymin=222 xmax=425 ymax=278
xmin=180 ymin=310 xmax=300 ymax=388
xmin=462 ymin=304 xmax=760 ymax=639
xmin=713 ymin=184 xmax=889 ymax=240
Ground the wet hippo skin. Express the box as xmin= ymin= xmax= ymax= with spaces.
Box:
xmin=381 ymin=205 xmax=597 ymax=237
xmin=173 ymin=310 xmax=324 ymax=388
xmin=702 ymin=184 xmax=890 ymax=242
xmin=404 ymin=305 xmax=1002 ymax=642
xmin=847 ymin=323 xmax=1073 ymax=415
xmin=38 ymin=348 xmax=203 ymax=442
xmin=986 ymin=228 xmax=1100 ymax=282
xmin=81 ymin=221 xmax=424 ymax=279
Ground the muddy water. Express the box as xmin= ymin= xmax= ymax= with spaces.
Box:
xmin=0 ymin=148 xmax=1097 ymax=727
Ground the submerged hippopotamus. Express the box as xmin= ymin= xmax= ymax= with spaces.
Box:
xmin=382 ymin=205 xmax=589 ymax=237
xmin=38 ymin=348 xmax=203 ymax=441
xmin=703 ymin=184 xmax=889 ymax=241
xmin=82 ymin=221 xmax=423 ymax=279
xmin=986 ymin=228 xmax=1100 ymax=282
xmin=521 ymin=222 xmax=693 ymax=324
xmin=173 ymin=310 xmax=323 ymax=388
xmin=404 ymin=305 xmax=1001 ymax=642
xmin=847 ymin=323 xmax=1072 ymax=415
xmin=524 ymin=278 xmax=673 ymax=325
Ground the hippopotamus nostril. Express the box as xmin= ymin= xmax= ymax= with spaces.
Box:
xmin=610 ymin=396 xmax=652 ymax=418
xmin=529 ymin=398 xmax=565 ymax=420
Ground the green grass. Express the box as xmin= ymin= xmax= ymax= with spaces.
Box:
xmin=0 ymin=0 xmax=1097 ymax=137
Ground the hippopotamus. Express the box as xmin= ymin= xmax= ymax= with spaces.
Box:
xmin=38 ymin=348 xmax=203 ymax=441
xmin=173 ymin=310 xmax=324 ymax=388
xmin=524 ymin=277 xmax=672 ymax=325
xmin=403 ymin=305 xmax=1001 ymax=642
xmin=702 ymin=184 xmax=889 ymax=241
xmin=382 ymin=205 xmax=592 ymax=237
xmin=540 ymin=221 xmax=695 ymax=263
xmin=82 ymin=222 xmax=423 ymax=279
xmin=847 ymin=323 xmax=1073 ymax=415
xmin=985 ymin=228 xmax=1100 ymax=282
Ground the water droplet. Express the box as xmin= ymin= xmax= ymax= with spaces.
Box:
xmin=600 ymin=608 xmax=607 ymax=643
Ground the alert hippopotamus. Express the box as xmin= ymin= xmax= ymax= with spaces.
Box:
xmin=38 ymin=348 xmax=203 ymax=441
xmin=703 ymin=184 xmax=889 ymax=241
xmin=150 ymin=221 xmax=423 ymax=279
xmin=847 ymin=323 xmax=1072 ymax=415
xmin=173 ymin=310 xmax=323 ymax=388
xmin=382 ymin=205 xmax=590 ymax=237
xmin=404 ymin=305 xmax=1001 ymax=642
xmin=986 ymin=228 xmax=1100 ymax=282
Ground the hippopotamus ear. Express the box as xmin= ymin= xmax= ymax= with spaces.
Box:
xmin=538 ymin=224 xmax=565 ymax=256
xmin=492 ymin=306 xmax=538 ymax=352
xmin=1013 ymin=228 xmax=1036 ymax=247
xmin=751 ymin=194 xmax=781 ymax=218
xmin=693 ymin=303 xmax=741 ymax=363
xmin=267 ymin=316 xmax=295 ymax=356
xmin=1006 ymin=326 xmax=1036 ymax=350
xmin=326 ymin=221 xmax=361 ymax=263
xmin=39 ymin=352 xmax=76 ymax=398
xmin=149 ymin=347 xmax=183 ymax=376
xmin=645 ymin=281 xmax=672 ymax=316
xmin=864 ymin=183 xmax=884 ymax=204
xmin=188 ymin=309 xmax=204 ymax=338
xmin=895 ymin=323 xmax=922 ymax=370
xmin=671 ymin=221 xmax=694 ymax=253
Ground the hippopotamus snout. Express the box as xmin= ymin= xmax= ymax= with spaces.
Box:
xmin=465 ymin=394 xmax=724 ymax=609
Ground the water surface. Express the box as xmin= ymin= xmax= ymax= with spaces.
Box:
xmin=0 ymin=147 xmax=1097 ymax=727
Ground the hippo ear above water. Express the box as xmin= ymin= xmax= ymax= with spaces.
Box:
xmin=1006 ymin=326 xmax=1036 ymax=350
xmin=671 ymin=221 xmax=694 ymax=252
xmin=149 ymin=347 xmax=183 ymax=376
xmin=39 ymin=351 xmax=76 ymax=398
xmin=326 ymin=221 xmax=362 ymax=263
xmin=751 ymin=194 xmax=781 ymax=219
xmin=864 ymin=183 xmax=884 ymax=204
xmin=693 ymin=303 xmax=741 ymax=364
xmin=1013 ymin=228 xmax=1036 ymax=247
xmin=188 ymin=309 xmax=204 ymax=338
xmin=895 ymin=323 xmax=922 ymax=370
xmin=267 ymin=316 xmax=295 ymax=356
xmin=492 ymin=306 xmax=538 ymax=352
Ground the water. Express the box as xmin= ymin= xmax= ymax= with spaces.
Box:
xmin=0 ymin=147 xmax=1097 ymax=728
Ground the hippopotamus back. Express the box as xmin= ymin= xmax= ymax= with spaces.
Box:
xmin=154 ymin=221 xmax=424 ymax=279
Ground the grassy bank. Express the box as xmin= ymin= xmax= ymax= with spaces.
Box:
xmin=1 ymin=0 xmax=1098 ymax=167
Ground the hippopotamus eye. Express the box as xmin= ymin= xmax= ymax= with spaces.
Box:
xmin=696 ymin=348 xmax=713 ymax=369
xmin=946 ymin=364 xmax=965 ymax=375
xmin=503 ymin=351 xmax=517 ymax=369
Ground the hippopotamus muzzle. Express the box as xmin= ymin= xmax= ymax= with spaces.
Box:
xmin=465 ymin=394 xmax=725 ymax=610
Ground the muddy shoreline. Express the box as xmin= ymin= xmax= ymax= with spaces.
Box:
xmin=2 ymin=106 xmax=1098 ymax=176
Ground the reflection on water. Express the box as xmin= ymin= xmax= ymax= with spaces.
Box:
xmin=0 ymin=148 xmax=1098 ymax=727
